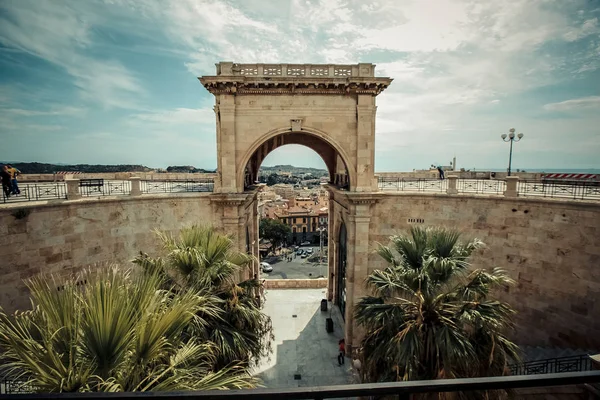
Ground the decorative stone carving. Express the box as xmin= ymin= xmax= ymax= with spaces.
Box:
xmin=287 ymin=66 xmax=306 ymax=76
xmin=334 ymin=67 xmax=352 ymax=76
xmin=310 ymin=67 xmax=328 ymax=76
xmin=263 ymin=66 xmax=282 ymax=75
xmin=291 ymin=118 xmax=303 ymax=132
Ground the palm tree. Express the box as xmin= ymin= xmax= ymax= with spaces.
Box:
xmin=135 ymin=225 xmax=273 ymax=370
xmin=0 ymin=266 xmax=258 ymax=393
xmin=355 ymin=226 xmax=519 ymax=397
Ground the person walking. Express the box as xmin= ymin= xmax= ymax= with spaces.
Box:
xmin=7 ymin=164 xmax=21 ymax=195
xmin=337 ymin=339 xmax=345 ymax=366
xmin=1 ymin=165 xmax=12 ymax=198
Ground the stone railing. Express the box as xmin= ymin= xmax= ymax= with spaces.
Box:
xmin=378 ymin=176 xmax=600 ymax=201
xmin=1 ymin=178 xmax=215 ymax=204
xmin=215 ymin=62 xmax=376 ymax=78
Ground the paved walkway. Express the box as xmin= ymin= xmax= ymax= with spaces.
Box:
xmin=253 ymin=289 xmax=355 ymax=393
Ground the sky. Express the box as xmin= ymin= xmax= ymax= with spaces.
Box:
xmin=0 ymin=0 xmax=599 ymax=172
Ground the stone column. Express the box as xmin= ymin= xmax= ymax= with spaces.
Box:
xmin=355 ymin=95 xmax=376 ymax=192
xmin=130 ymin=177 xmax=141 ymax=196
xmin=216 ymin=95 xmax=237 ymax=193
xmin=65 ymin=179 xmax=81 ymax=200
xmin=327 ymin=192 xmax=336 ymax=301
xmin=344 ymin=197 xmax=376 ymax=356
xmin=504 ymin=176 xmax=519 ymax=198
xmin=446 ymin=175 xmax=458 ymax=194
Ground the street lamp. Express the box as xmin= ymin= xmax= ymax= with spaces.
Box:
xmin=500 ymin=128 xmax=524 ymax=176
xmin=317 ymin=226 xmax=327 ymax=264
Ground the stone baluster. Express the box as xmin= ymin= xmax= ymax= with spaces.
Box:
xmin=446 ymin=175 xmax=458 ymax=194
xmin=66 ymin=179 xmax=81 ymax=200
xmin=504 ymin=176 xmax=519 ymax=197
xmin=130 ymin=177 xmax=141 ymax=196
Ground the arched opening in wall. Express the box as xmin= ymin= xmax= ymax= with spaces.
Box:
xmin=241 ymin=131 xmax=352 ymax=191
xmin=256 ymin=143 xmax=334 ymax=282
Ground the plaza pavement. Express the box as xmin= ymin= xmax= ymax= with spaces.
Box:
xmin=252 ymin=288 xmax=356 ymax=397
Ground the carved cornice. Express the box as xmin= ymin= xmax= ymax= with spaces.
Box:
xmin=344 ymin=192 xmax=382 ymax=206
xmin=210 ymin=193 xmax=248 ymax=206
xmin=199 ymin=77 xmax=392 ymax=96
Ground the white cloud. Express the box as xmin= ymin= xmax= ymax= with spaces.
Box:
xmin=1 ymin=106 xmax=85 ymax=117
xmin=0 ymin=1 xmax=146 ymax=109
xmin=543 ymin=96 xmax=600 ymax=111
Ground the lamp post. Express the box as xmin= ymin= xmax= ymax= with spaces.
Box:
xmin=317 ymin=226 xmax=327 ymax=264
xmin=501 ymin=128 xmax=524 ymax=176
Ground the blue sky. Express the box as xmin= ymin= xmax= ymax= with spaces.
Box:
xmin=0 ymin=0 xmax=599 ymax=172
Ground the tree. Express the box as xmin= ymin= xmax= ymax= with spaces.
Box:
xmin=0 ymin=266 xmax=257 ymax=393
xmin=135 ymin=225 xmax=274 ymax=370
xmin=259 ymin=218 xmax=292 ymax=250
xmin=266 ymin=173 xmax=278 ymax=186
xmin=355 ymin=226 xmax=519 ymax=399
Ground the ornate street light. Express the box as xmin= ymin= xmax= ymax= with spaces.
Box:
xmin=501 ymin=128 xmax=524 ymax=176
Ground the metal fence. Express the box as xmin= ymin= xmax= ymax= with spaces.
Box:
xmin=378 ymin=177 xmax=446 ymax=192
xmin=509 ymin=354 xmax=593 ymax=376
xmin=79 ymin=180 xmax=131 ymax=197
xmin=1 ymin=183 xmax=67 ymax=203
xmin=0 ymin=371 xmax=599 ymax=399
xmin=518 ymin=180 xmax=600 ymax=200
xmin=457 ymin=179 xmax=505 ymax=194
xmin=141 ymin=179 xmax=214 ymax=194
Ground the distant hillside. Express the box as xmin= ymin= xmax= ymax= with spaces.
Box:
xmin=1 ymin=162 xmax=216 ymax=174
xmin=260 ymin=164 xmax=328 ymax=176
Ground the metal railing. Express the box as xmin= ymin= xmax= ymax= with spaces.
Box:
xmin=378 ymin=177 xmax=446 ymax=192
xmin=0 ymin=371 xmax=599 ymax=398
xmin=80 ymin=180 xmax=131 ymax=197
xmin=1 ymin=183 xmax=67 ymax=204
xmin=509 ymin=354 xmax=593 ymax=376
xmin=518 ymin=180 xmax=600 ymax=200
xmin=141 ymin=179 xmax=214 ymax=194
xmin=458 ymin=179 xmax=505 ymax=194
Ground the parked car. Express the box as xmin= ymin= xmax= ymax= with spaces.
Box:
xmin=296 ymin=249 xmax=304 ymax=255
xmin=293 ymin=245 xmax=299 ymax=250
xmin=300 ymin=253 xmax=308 ymax=258
xmin=306 ymin=248 xmax=314 ymax=254
xmin=300 ymin=241 xmax=311 ymax=246
xmin=260 ymin=262 xmax=273 ymax=273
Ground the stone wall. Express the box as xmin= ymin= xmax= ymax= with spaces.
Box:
xmin=366 ymin=193 xmax=600 ymax=349
xmin=263 ymin=278 xmax=327 ymax=289
xmin=0 ymin=194 xmax=217 ymax=312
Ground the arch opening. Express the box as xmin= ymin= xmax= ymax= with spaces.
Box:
xmin=240 ymin=129 xmax=352 ymax=191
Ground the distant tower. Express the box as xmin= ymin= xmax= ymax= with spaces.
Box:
xmin=453 ymin=156 xmax=457 ymax=171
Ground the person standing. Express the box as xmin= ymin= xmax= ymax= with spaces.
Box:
xmin=337 ymin=339 xmax=345 ymax=366
xmin=7 ymin=164 xmax=21 ymax=195
xmin=1 ymin=165 xmax=12 ymax=198
xmin=434 ymin=164 xmax=445 ymax=180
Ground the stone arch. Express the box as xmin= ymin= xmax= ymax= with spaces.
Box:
xmin=237 ymin=126 xmax=355 ymax=192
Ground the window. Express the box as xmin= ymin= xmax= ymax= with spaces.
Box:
xmin=293 ymin=227 xmax=297 ymax=233
xmin=303 ymin=217 xmax=306 ymax=223
xmin=303 ymin=227 xmax=307 ymax=233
